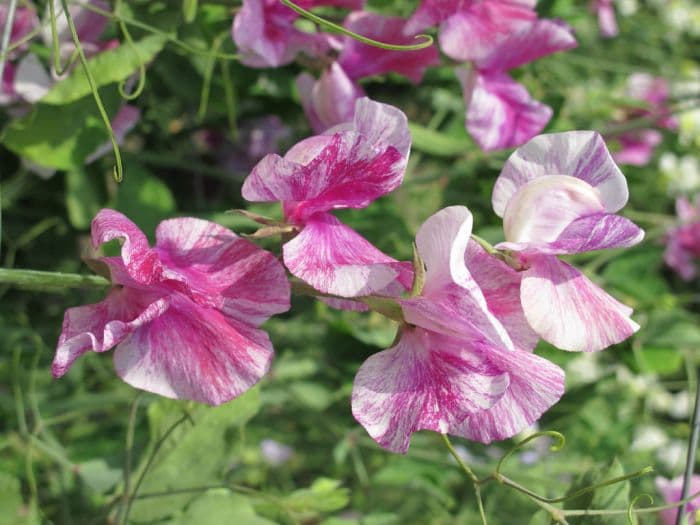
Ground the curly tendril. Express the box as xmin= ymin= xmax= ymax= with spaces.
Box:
xmin=280 ymin=0 xmax=434 ymax=51
xmin=48 ymin=0 xmax=79 ymax=75
xmin=115 ymin=0 xmax=146 ymax=101
xmin=495 ymin=431 xmax=566 ymax=477
xmin=628 ymin=494 xmax=654 ymax=525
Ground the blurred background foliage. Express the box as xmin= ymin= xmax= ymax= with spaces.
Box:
xmin=1 ymin=0 xmax=700 ymax=523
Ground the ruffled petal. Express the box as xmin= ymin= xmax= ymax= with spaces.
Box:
xmin=283 ymin=212 xmax=407 ymax=297
xmin=339 ymin=12 xmax=439 ymax=83
xmin=456 ymin=345 xmax=565 ymax=443
xmin=345 ymin=97 xmax=412 ymax=158
xmin=351 ymin=328 xmax=510 ymax=453
xmin=91 ymin=209 xmax=163 ymax=285
xmin=465 ymin=241 xmax=539 ymax=351
xmin=155 ymin=217 xmax=290 ymax=325
xmin=493 ymin=131 xmax=630 ymax=217
xmin=460 ymin=69 xmax=552 ymax=153
xmin=113 ymin=294 xmax=274 ymax=405
xmin=52 ymin=287 xmax=169 ymax=377
xmin=499 ymin=212 xmax=644 ymax=255
xmin=244 ymin=131 xmax=404 ymax=222
xmin=520 ymin=255 xmax=639 ymax=352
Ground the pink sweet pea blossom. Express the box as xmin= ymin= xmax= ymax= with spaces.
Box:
xmin=0 ymin=4 xmax=41 ymax=105
xmin=243 ymin=98 xmax=413 ymax=298
xmin=656 ymin=476 xmax=700 ymax=525
xmin=591 ymin=0 xmax=618 ymax=38
xmin=613 ymin=73 xmax=677 ymax=166
xmin=664 ymin=196 xmax=700 ymax=280
xmin=492 ymin=131 xmax=644 ymax=352
xmin=352 ymin=206 xmax=564 ymax=453
xmin=53 ymin=209 xmax=291 ymax=405
xmin=232 ymin=0 xmax=364 ymax=68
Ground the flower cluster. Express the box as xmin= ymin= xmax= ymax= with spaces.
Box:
xmin=54 ymin=99 xmax=644 ymax=453
xmin=231 ymin=0 xmax=576 ymax=151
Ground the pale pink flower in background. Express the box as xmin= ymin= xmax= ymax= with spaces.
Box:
xmin=591 ymin=0 xmax=618 ymax=38
xmin=656 ymin=476 xmax=700 ymax=525
xmin=260 ymin=439 xmax=294 ymax=466
xmin=232 ymin=0 xmax=364 ymax=68
xmin=492 ymin=131 xmax=644 ymax=352
xmin=664 ymin=195 xmax=700 ymax=280
xmin=352 ymin=206 xmax=564 ymax=453
xmin=243 ymin=98 xmax=413 ymax=298
xmin=53 ymin=209 xmax=291 ymax=405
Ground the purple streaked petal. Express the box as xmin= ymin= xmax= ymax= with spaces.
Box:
xmin=474 ymin=18 xmax=577 ymax=72
xmin=91 ymin=209 xmax=163 ymax=285
xmin=664 ymin=233 xmax=697 ymax=281
xmin=296 ymin=63 xmax=364 ymax=134
xmin=351 ymin=327 xmax=510 ymax=453
xmin=155 ymin=217 xmax=290 ymax=325
xmin=349 ymin=97 xmax=412 ymax=161
xmin=520 ymin=255 xmax=639 ymax=352
xmin=283 ymin=212 xmax=408 ymax=297
xmin=493 ymin=131 xmax=630 ymax=217
xmin=52 ymin=288 xmax=169 ymax=377
xmin=438 ymin=1 xmax=536 ymax=63
xmin=339 ymin=12 xmax=439 ymax=84
xmin=243 ymin=132 xmax=405 ymax=222
xmin=465 ymin=240 xmax=539 ymax=351
xmin=113 ymin=294 xmax=274 ymax=405
xmin=460 ymin=69 xmax=552 ymax=153
xmin=456 ymin=345 xmax=565 ymax=443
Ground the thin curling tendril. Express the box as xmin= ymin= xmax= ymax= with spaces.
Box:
xmin=496 ymin=431 xmax=566 ymax=477
xmin=59 ymin=0 xmax=123 ymax=182
xmin=280 ymin=0 xmax=434 ymax=51
xmin=48 ymin=0 xmax=80 ymax=75
xmin=115 ymin=0 xmax=146 ymax=101
xmin=628 ymin=494 xmax=653 ymax=524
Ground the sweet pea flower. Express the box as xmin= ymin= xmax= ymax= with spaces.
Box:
xmin=591 ymin=0 xmax=618 ymax=38
xmin=656 ymin=476 xmax=700 ymax=525
xmin=243 ymin=98 xmax=413 ymax=298
xmin=53 ymin=210 xmax=291 ymax=405
xmin=612 ymin=73 xmax=677 ymax=166
xmin=352 ymin=206 xmax=564 ymax=453
xmin=664 ymin=195 xmax=700 ymax=280
xmin=0 ymin=4 xmax=41 ymax=105
xmin=492 ymin=131 xmax=644 ymax=352
xmin=296 ymin=12 xmax=439 ymax=133
xmin=232 ymin=0 xmax=364 ymax=68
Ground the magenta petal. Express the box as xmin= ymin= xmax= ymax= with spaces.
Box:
xmin=594 ymin=1 xmax=618 ymax=38
xmin=456 ymin=346 xmax=565 ymax=443
xmin=113 ymin=294 xmax=273 ymax=405
xmin=296 ymin=63 xmax=364 ymax=134
xmin=664 ymin=231 xmax=698 ymax=281
xmin=351 ymin=328 xmax=510 ymax=453
xmin=656 ymin=476 xmax=700 ymax=525
xmin=283 ymin=213 xmax=406 ymax=297
xmin=92 ymin=209 xmax=163 ymax=285
xmin=346 ymin=97 xmax=412 ymax=158
xmin=475 ymin=18 xmax=577 ymax=72
xmin=460 ymin=69 xmax=552 ymax=152
xmin=521 ymin=255 xmax=639 ymax=352
xmin=612 ymin=130 xmax=662 ymax=166
xmin=338 ymin=12 xmax=439 ymax=83
xmin=42 ymin=0 xmax=110 ymax=45
xmin=52 ymin=287 xmax=169 ymax=378
xmin=493 ymin=131 xmax=630 ymax=218
xmin=465 ymin=240 xmax=539 ymax=351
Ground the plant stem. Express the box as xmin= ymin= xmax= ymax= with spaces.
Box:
xmin=676 ymin=367 xmax=700 ymax=525
xmin=0 ymin=268 xmax=110 ymax=292
xmin=441 ymin=434 xmax=488 ymax=525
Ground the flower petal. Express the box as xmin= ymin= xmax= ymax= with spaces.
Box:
xmin=42 ymin=0 xmax=110 ymax=46
xmin=493 ymin=131 xmax=630 ymax=217
xmin=351 ymin=328 xmax=510 ymax=453
xmin=612 ymin=130 xmax=662 ymax=166
xmin=520 ymin=255 xmax=639 ymax=352
xmin=92 ymin=209 xmax=163 ymax=285
xmin=456 ymin=345 xmax=565 ymax=443
xmin=155 ymin=217 xmax=290 ymax=325
xmin=13 ymin=53 xmax=52 ymax=103
xmin=52 ymin=287 xmax=168 ymax=377
xmin=344 ymin=97 xmax=412 ymax=158
xmin=460 ymin=69 xmax=552 ymax=152
xmin=655 ymin=476 xmax=700 ymax=525
xmin=339 ymin=12 xmax=439 ymax=83
xmin=113 ymin=294 xmax=274 ymax=405
xmin=283 ymin=212 xmax=408 ymax=297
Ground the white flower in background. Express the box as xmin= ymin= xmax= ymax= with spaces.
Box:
xmin=260 ymin=439 xmax=294 ymax=467
xmin=566 ymin=353 xmax=606 ymax=386
xmin=656 ymin=439 xmax=687 ymax=471
xmin=631 ymin=425 xmax=669 ymax=452
xmin=618 ymin=0 xmax=638 ymax=16
xmin=668 ymin=390 xmax=690 ymax=420
xmin=659 ymin=153 xmax=700 ymax=195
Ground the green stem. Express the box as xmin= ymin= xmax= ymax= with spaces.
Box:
xmin=115 ymin=0 xmax=146 ymax=100
xmin=441 ymin=434 xmax=488 ymax=525
xmin=0 ymin=268 xmax=110 ymax=292
xmin=280 ymin=0 xmax=433 ymax=51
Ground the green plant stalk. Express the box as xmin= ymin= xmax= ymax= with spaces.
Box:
xmin=676 ymin=368 xmax=700 ymax=525
xmin=0 ymin=268 xmax=111 ymax=291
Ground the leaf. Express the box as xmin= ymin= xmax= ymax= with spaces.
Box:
xmin=635 ymin=347 xmax=684 ymax=375
xmin=408 ymin=123 xmax=472 ymax=157
xmin=65 ymin=168 xmax=104 ymax=230
xmin=128 ymin=388 xmax=261 ymax=522
xmin=2 ymin=89 xmax=121 ymax=170
xmin=601 ymin=248 xmax=668 ymax=302
xmin=172 ymin=490 xmax=275 ymax=525
xmin=0 ymin=472 xmax=39 ymax=525
xmin=284 ymin=478 xmax=350 ymax=514
xmin=564 ymin=458 xmax=631 ymax=525
xmin=76 ymin=459 xmax=122 ymax=494
xmin=42 ymin=35 xmax=168 ymax=105
xmin=288 ymin=381 xmax=334 ymax=411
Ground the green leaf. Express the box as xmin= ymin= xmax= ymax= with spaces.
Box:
xmin=284 ymin=478 xmax=350 ymax=514
xmin=408 ymin=123 xmax=471 ymax=157
xmin=76 ymin=459 xmax=122 ymax=494
xmin=635 ymin=347 xmax=684 ymax=375
xmin=128 ymin=388 xmax=261 ymax=522
xmin=564 ymin=458 xmax=631 ymax=525
xmin=42 ymin=35 xmax=168 ymax=105
xmin=0 ymin=472 xmax=39 ymax=525
xmin=2 ymin=90 xmax=120 ymax=170
xmin=65 ymin=168 xmax=104 ymax=229
xmin=288 ymin=381 xmax=334 ymax=411
xmin=601 ymin=248 xmax=668 ymax=302
xmin=172 ymin=490 xmax=275 ymax=525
